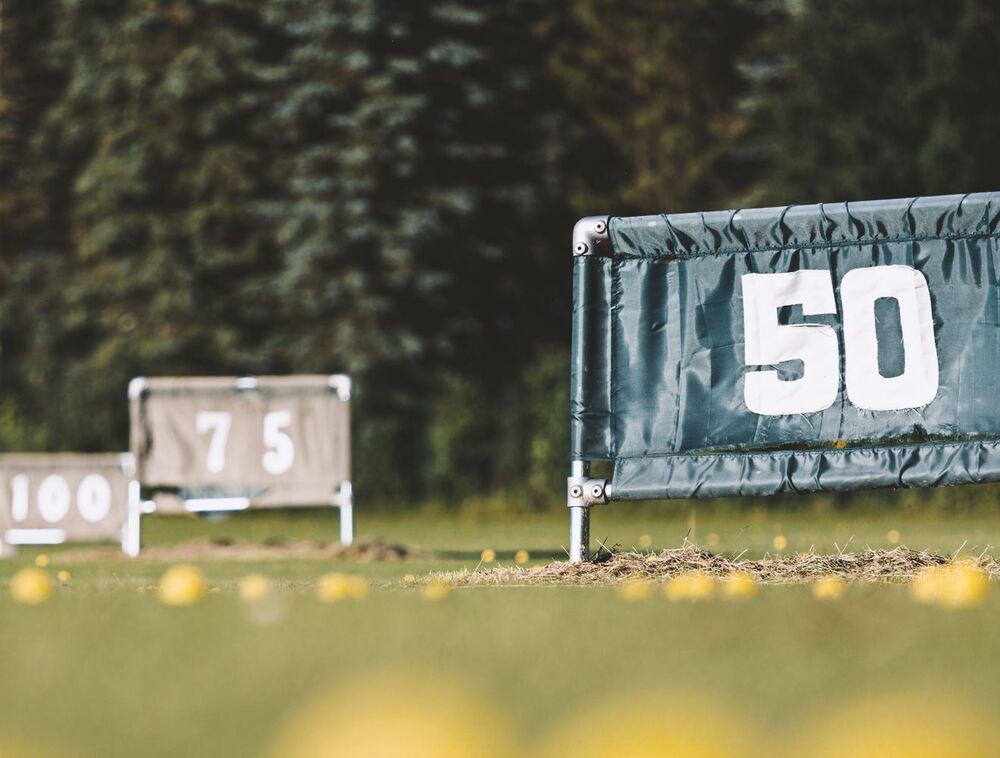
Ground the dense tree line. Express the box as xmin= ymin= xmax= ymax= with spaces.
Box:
xmin=1 ymin=0 xmax=998 ymax=506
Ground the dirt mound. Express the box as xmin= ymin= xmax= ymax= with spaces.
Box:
xmin=56 ymin=538 xmax=414 ymax=564
xmin=438 ymin=546 xmax=1000 ymax=587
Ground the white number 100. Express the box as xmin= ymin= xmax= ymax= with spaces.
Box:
xmin=741 ymin=265 xmax=939 ymax=415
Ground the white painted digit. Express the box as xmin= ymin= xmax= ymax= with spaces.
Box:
xmin=11 ymin=474 xmax=29 ymax=522
xmin=742 ymin=265 xmax=939 ymax=416
xmin=742 ymin=270 xmax=839 ymax=415
xmin=37 ymin=474 xmax=71 ymax=523
xmin=77 ymin=474 xmax=112 ymax=523
xmin=262 ymin=410 xmax=295 ymax=475
xmin=841 ymin=265 xmax=938 ymax=411
xmin=196 ymin=411 xmax=232 ymax=474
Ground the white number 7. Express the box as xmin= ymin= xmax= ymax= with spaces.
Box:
xmin=196 ymin=411 xmax=232 ymax=473
xmin=741 ymin=265 xmax=938 ymax=415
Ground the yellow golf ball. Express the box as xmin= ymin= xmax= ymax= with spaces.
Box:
xmin=239 ymin=574 xmax=271 ymax=601
xmin=480 ymin=549 xmax=496 ymax=563
xmin=10 ymin=567 xmax=54 ymax=605
xmin=514 ymin=549 xmax=530 ymax=564
xmin=664 ymin=572 xmax=716 ymax=601
xmin=158 ymin=564 xmax=207 ymax=606
xmin=812 ymin=576 xmax=845 ymax=600
xmin=57 ymin=570 xmax=71 ymax=584
xmin=316 ymin=573 xmax=369 ymax=602
xmin=617 ymin=580 xmax=653 ymax=601
xmin=267 ymin=670 xmax=514 ymax=758
xmin=721 ymin=572 xmax=759 ymax=600
xmin=421 ymin=581 xmax=452 ymax=601
xmin=34 ymin=554 xmax=50 ymax=568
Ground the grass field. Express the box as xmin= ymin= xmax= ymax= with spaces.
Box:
xmin=2 ymin=501 xmax=1000 ymax=756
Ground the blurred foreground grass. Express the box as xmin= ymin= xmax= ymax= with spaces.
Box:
xmin=0 ymin=502 xmax=999 ymax=756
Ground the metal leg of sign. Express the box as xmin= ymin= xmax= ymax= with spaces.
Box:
xmin=567 ymin=461 xmax=609 ymax=563
xmin=122 ymin=480 xmax=142 ymax=557
xmin=333 ymin=482 xmax=354 ymax=546
xmin=569 ymin=506 xmax=590 ymax=563
xmin=568 ymin=460 xmax=591 ymax=563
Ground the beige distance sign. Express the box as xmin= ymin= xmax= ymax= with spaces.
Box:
xmin=129 ymin=375 xmax=353 ymax=544
xmin=0 ymin=454 xmax=140 ymax=556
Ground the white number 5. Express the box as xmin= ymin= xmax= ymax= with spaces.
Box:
xmin=741 ymin=265 xmax=938 ymax=415
xmin=262 ymin=410 xmax=295 ymax=475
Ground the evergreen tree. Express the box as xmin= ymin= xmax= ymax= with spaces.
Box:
xmin=749 ymin=0 xmax=1000 ymax=204
xmin=549 ymin=0 xmax=769 ymax=215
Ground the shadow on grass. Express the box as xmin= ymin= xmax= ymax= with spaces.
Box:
xmin=434 ymin=549 xmax=568 ymax=562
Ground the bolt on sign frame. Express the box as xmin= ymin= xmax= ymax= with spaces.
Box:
xmin=129 ymin=375 xmax=354 ymax=545
xmin=0 ymin=454 xmax=141 ymax=557
xmin=569 ymin=192 xmax=1000 ymax=562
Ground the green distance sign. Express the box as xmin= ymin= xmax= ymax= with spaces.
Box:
xmin=571 ymin=192 xmax=1000 ymax=500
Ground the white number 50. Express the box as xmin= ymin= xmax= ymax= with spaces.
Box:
xmin=741 ymin=265 xmax=938 ymax=415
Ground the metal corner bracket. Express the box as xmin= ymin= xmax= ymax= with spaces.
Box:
xmin=567 ymin=476 xmax=609 ymax=508
xmin=572 ymin=215 xmax=611 ymax=257
xmin=128 ymin=376 xmax=149 ymax=401
xmin=328 ymin=374 xmax=352 ymax=402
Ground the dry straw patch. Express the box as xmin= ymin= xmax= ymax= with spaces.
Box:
xmin=437 ymin=546 xmax=1000 ymax=587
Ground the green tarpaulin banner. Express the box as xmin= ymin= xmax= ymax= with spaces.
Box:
xmin=571 ymin=192 xmax=1000 ymax=500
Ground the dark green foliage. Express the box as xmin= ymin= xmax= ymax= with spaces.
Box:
xmin=2 ymin=0 xmax=998 ymax=506
xmin=748 ymin=0 xmax=1000 ymax=204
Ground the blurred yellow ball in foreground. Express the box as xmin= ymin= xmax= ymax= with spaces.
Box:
xmin=158 ymin=564 xmax=207 ymax=606
xmin=887 ymin=529 xmax=901 ymax=544
xmin=239 ymin=573 xmax=271 ymax=601
xmin=911 ymin=562 xmax=989 ymax=608
xmin=268 ymin=670 xmax=515 ymax=758
xmin=811 ymin=576 xmax=845 ymax=600
xmin=514 ymin=549 xmax=530 ymax=564
xmin=10 ymin=567 xmax=54 ymax=605
xmin=56 ymin=570 xmax=71 ymax=584
xmin=34 ymin=554 xmax=50 ymax=568
xmin=533 ymin=694 xmax=756 ymax=758
xmin=772 ymin=534 xmax=788 ymax=551
xmin=480 ymin=548 xmax=496 ymax=563
xmin=721 ymin=572 xmax=758 ymax=600
xmin=617 ymin=580 xmax=653 ymax=601
xmin=664 ymin=572 xmax=716 ymax=601
xmin=638 ymin=534 xmax=653 ymax=549
xmin=316 ymin=573 xmax=368 ymax=602
xmin=421 ymin=580 xmax=452 ymax=601
xmin=792 ymin=692 xmax=1000 ymax=758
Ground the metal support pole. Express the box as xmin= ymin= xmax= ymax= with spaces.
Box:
xmin=569 ymin=505 xmax=590 ymax=563
xmin=333 ymin=482 xmax=354 ymax=546
xmin=122 ymin=480 xmax=142 ymax=557
xmin=568 ymin=460 xmax=590 ymax=563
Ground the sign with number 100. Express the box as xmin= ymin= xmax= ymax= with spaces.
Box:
xmin=741 ymin=264 xmax=939 ymax=416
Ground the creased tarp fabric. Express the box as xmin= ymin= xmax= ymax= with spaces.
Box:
xmin=570 ymin=191 xmax=1000 ymax=500
xmin=131 ymin=376 xmax=350 ymax=508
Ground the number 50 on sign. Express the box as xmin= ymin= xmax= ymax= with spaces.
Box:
xmin=742 ymin=264 xmax=939 ymax=415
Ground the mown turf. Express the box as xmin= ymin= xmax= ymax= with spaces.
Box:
xmin=1 ymin=502 xmax=999 ymax=756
